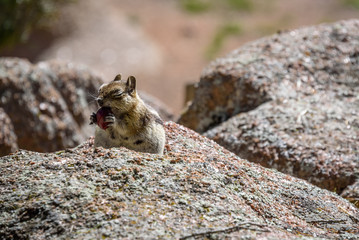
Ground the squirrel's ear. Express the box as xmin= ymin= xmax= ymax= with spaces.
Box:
xmin=126 ymin=76 xmax=136 ymax=93
xmin=113 ymin=74 xmax=122 ymax=81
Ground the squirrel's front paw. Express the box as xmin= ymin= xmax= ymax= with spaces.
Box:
xmin=90 ymin=112 xmax=97 ymax=125
xmin=105 ymin=114 xmax=115 ymax=127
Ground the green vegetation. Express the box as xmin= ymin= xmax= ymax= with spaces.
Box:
xmin=344 ymin=0 xmax=359 ymax=8
xmin=180 ymin=0 xmax=253 ymax=14
xmin=180 ymin=0 xmax=211 ymax=13
xmin=206 ymin=23 xmax=242 ymax=59
xmin=179 ymin=0 xmax=254 ymax=59
xmin=226 ymin=0 xmax=252 ymax=11
xmin=0 ymin=0 xmax=72 ymax=49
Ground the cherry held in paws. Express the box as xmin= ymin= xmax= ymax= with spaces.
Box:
xmin=96 ymin=107 xmax=113 ymax=130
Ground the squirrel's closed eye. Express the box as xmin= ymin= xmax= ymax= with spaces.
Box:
xmin=113 ymin=91 xmax=125 ymax=98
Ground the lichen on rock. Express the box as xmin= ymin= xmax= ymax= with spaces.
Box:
xmin=0 ymin=122 xmax=358 ymax=239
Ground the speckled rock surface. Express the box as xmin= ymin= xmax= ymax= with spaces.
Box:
xmin=177 ymin=20 xmax=359 ymax=203
xmin=0 ymin=57 xmax=102 ymax=153
xmin=205 ymin=97 xmax=358 ymax=203
xmin=179 ymin=19 xmax=359 ymax=133
xmin=0 ymin=108 xmax=18 ymax=157
xmin=1 ymin=122 xmax=358 ymax=239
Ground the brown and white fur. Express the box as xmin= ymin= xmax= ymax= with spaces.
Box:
xmin=90 ymin=74 xmax=165 ymax=154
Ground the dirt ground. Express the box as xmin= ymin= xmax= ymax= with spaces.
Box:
xmin=3 ymin=0 xmax=359 ymax=114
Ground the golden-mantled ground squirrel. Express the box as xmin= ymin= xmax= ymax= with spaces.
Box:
xmin=90 ymin=74 xmax=165 ymax=154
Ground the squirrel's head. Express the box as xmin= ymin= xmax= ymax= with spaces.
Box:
xmin=97 ymin=74 xmax=139 ymax=114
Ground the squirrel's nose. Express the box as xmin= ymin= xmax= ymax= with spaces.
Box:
xmin=97 ymin=98 xmax=104 ymax=106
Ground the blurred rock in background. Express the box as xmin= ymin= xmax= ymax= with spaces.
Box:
xmin=0 ymin=58 xmax=102 ymax=155
xmin=1 ymin=0 xmax=358 ymax=114
xmin=0 ymin=108 xmax=18 ymax=156
xmin=0 ymin=57 xmax=174 ymax=156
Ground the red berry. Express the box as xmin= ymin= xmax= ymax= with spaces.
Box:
xmin=96 ymin=107 xmax=112 ymax=130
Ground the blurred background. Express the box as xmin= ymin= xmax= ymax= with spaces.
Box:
xmin=1 ymin=0 xmax=358 ymax=115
